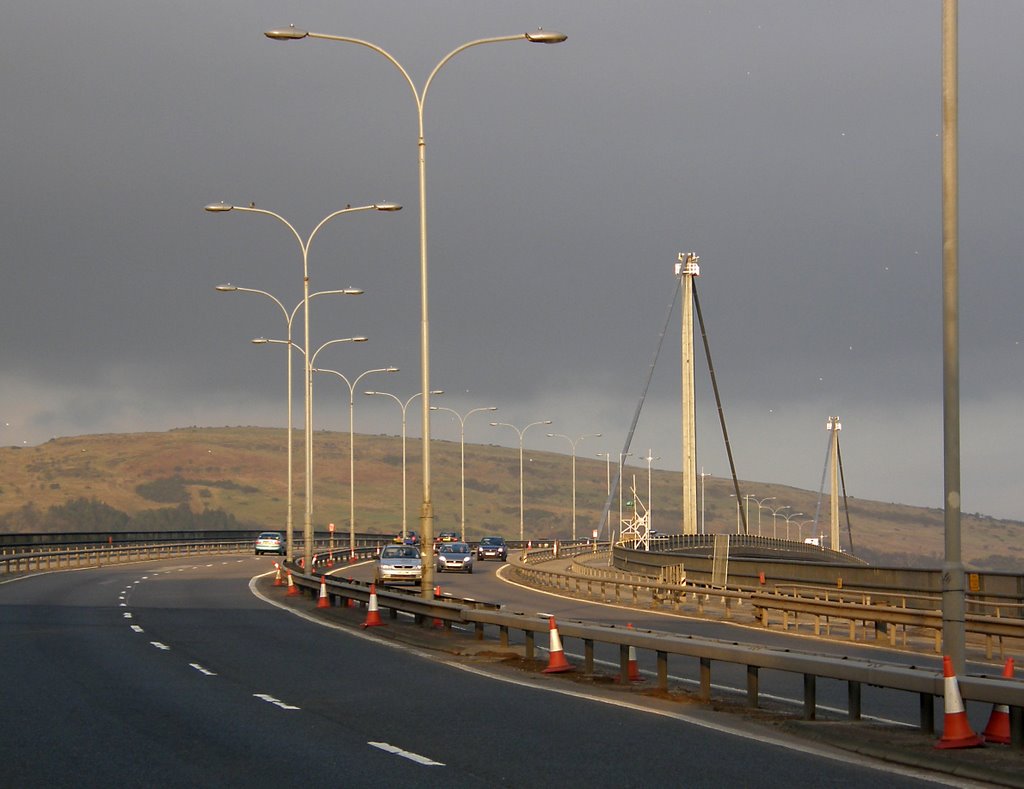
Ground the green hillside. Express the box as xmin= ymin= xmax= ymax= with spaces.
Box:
xmin=1 ymin=426 xmax=1021 ymax=571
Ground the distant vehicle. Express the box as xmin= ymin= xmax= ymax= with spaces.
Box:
xmin=436 ymin=531 xmax=460 ymax=543
xmin=254 ymin=531 xmax=285 ymax=556
xmin=394 ymin=530 xmax=419 ymax=545
xmin=375 ymin=544 xmax=423 ymax=585
xmin=435 ymin=542 xmax=474 ymax=574
xmin=476 ymin=535 xmax=508 ymax=562
xmin=804 ymin=537 xmax=821 ymax=547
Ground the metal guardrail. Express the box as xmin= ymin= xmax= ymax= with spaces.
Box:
xmin=280 ymin=563 xmax=1024 ymax=745
xmin=0 ymin=540 xmax=252 ymax=574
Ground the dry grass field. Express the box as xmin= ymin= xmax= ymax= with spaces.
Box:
xmin=1 ymin=426 xmax=1021 ymax=571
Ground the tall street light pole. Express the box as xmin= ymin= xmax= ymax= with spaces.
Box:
xmin=699 ymin=469 xmax=712 ymax=535
xmin=766 ymin=503 xmax=791 ymax=539
xmin=314 ymin=366 xmax=399 ymax=558
xmin=432 ymin=405 xmax=498 ymax=543
xmin=206 ymin=201 xmax=399 ymax=570
xmin=780 ymin=511 xmax=805 ymax=541
xmin=547 ymin=432 xmax=601 ymax=541
xmin=366 ymin=389 xmax=443 ymax=541
xmin=216 ymin=284 xmax=362 ymax=561
xmin=265 ymin=24 xmax=566 ymax=597
xmin=644 ymin=450 xmax=660 ymax=537
xmin=491 ymin=420 xmax=552 ymax=543
xmin=617 ymin=452 xmax=632 ymax=546
xmin=254 ymin=335 xmax=369 ymax=567
xmin=748 ymin=495 xmax=775 ymax=537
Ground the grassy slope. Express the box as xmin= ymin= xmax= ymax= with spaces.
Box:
xmin=1 ymin=426 xmax=1021 ymax=570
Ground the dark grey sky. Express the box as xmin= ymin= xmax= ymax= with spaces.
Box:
xmin=3 ymin=2 xmax=1022 ymax=519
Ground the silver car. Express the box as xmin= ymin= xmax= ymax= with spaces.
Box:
xmin=435 ymin=542 xmax=474 ymax=574
xmin=375 ymin=544 xmax=423 ymax=585
xmin=254 ymin=531 xmax=285 ymax=556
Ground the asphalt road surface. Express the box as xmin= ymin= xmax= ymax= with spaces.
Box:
xmin=0 ymin=555 xmax=968 ymax=787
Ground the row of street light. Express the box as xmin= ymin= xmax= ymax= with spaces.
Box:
xmin=208 ymin=23 xmax=567 ymax=594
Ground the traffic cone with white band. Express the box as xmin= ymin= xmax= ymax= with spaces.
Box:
xmin=286 ymin=570 xmax=300 ymax=597
xmin=317 ymin=574 xmax=331 ymax=608
xmin=273 ymin=562 xmax=283 ymax=587
xmin=935 ymin=655 xmax=984 ymax=749
xmin=982 ymin=657 xmax=1015 ymax=745
xmin=542 ymin=616 xmax=574 ymax=673
xmin=361 ymin=583 xmax=385 ymax=628
xmin=624 ymin=623 xmax=644 ymax=682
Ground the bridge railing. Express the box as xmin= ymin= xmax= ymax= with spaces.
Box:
xmin=278 ymin=564 xmax=1024 ymax=744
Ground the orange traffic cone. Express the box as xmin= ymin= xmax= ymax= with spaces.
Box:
xmin=935 ymin=655 xmax=984 ymax=749
xmin=542 ymin=616 xmax=574 ymax=673
xmin=273 ymin=562 xmax=283 ymax=587
xmin=982 ymin=657 xmax=1015 ymax=745
xmin=286 ymin=570 xmax=300 ymax=597
xmin=622 ymin=623 xmax=644 ymax=682
xmin=349 ymin=550 xmax=357 ymax=564
xmin=361 ymin=583 xmax=386 ymax=628
xmin=431 ymin=586 xmax=444 ymax=629
xmin=317 ymin=575 xmax=331 ymax=608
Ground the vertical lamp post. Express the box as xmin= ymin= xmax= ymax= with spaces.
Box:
xmin=780 ymin=511 xmax=805 ymax=541
xmin=215 ymin=284 xmax=362 ymax=561
xmin=253 ymin=335 xmax=369 ymax=567
xmin=747 ymin=495 xmax=775 ymax=537
xmin=644 ymin=450 xmax=660 ymax=537
xmin=313 ymin=365 xmax=399 ymax=558
xmin=490 ymin=420 xmax=552 ymax=543
xmin=207 ymin=198 xmax=399 ymax=571
xmin=432 ymin=405 xmax=498 ymax=543
xmin=264 ymin=23 xmax=566 ymax=597
xmin=766 ymin=503 xmax=791 ymax=539
xmin=699 ymin=469 xmax=712 ymax=536
xmin=366 ymin=389 xmax=443 ymax=542
xmin=547 ymin=432 xmax=601 ymax=541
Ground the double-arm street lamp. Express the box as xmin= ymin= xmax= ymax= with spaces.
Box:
xmin=206 ymin=201 xmax=399 ymax=569
xmin=254 ymin=336 xmax=368 ymax=566
xmin=313 ymin=366 xmax=399 ymax=558
xmin=264 ymin=23 xmax=566 ymax=596
xmin=366 ymin=389 xmax=443 ymax=542
xmin=766 ymin=503 xmax=791 ymax=539
xmin=747 ymin=495 xmax=775 ymax=537
xmin=433 ymin=405 xmax=498 ymax=542
xmin=779 ymin=511 xmax=805 ymax=541
xmin=215 ymin=284 xmax=362 ymax=561
xmin=546 ymin=433 xmax=601 ymax=541
xmin=491 ymin=420 xmax=552 ymax=543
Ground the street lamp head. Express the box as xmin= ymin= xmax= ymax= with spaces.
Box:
xmin=204 ymin=202 xmax=233 ymax=212
xmin=542 ymin=420 xmax=553 ymax=425
xmin=352 ymin=337 xmax=369 ymax=343
xmin=525 ymin=29 xmax=568 ymax=43
xmin=373 ymin=202 xmax=403 ymax=212
xmin=215 ymin=283 xmax=237 ymax=292
xmin=385 ymin=366 xmax=399 ymax=372
xmin=251 ymin=337 xmax=268 ymax=344
xmin=341 ymin=288 xmax=365 ymax=295
xmin=265 ymin=24 xmax=309 ymax=40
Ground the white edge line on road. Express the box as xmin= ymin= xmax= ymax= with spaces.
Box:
xmin=248 ymin=571 xmax=962 ymax=787
xmin=368 ymin=741 xmax=444 ymax=766
xmin=189 ymin=663 xmax=218 ymax=676
xmin=253 ymin=693 xmax=300 ymax=710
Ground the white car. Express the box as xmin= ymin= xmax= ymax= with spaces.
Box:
xmin=375 ymin=544 xmax=423 ymax=585
xmin=254 ymin=531 xmax=285 ymax=556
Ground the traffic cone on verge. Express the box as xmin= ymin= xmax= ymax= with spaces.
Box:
xmin=317 ymin=575 xmax=331 ymax=608
xmin=286 ymin=570 xmax=301 ymax=596
xmin=432 ymin=586 xmax=444 ymax=629
xmin=361 ymin=583 xmax=386 ymax=628
xmin=935 ymin=655 xmax=984 ymax=749
xmin=542 ymin=616 xmax=574 ymax=673
xmin=982 ymin=657 xmax=1016 ymax=745
xmin=621 ymin=623 xmax=644 ymax=682
xmin=273 ymin=562 xmax=283 ymax=587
